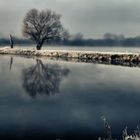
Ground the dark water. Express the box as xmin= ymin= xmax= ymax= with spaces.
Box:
xmin=0 ymin=55 xmax=140 ymax=140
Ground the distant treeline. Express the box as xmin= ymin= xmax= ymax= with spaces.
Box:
xmin=1 ymin=33 xmax=140 ymax=47
xmin=63 ymin=37 xmax=140 ymax=46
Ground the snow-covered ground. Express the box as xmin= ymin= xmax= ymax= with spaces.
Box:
xmin=0 ymin=46 xmax=140 ymax=55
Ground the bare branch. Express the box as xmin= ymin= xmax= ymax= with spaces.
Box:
xmin=22 ymin=8 xmax=67 ymax=50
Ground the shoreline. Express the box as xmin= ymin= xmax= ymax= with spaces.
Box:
xmin=1 ymin=47 xmax=140 ymax=67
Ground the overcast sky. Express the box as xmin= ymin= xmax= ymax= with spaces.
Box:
xmin=0 ymin=0 xmax=140 ymax=38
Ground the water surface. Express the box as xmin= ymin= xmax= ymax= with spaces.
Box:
xmin=0 ymin=55 xmax=140 ymax=140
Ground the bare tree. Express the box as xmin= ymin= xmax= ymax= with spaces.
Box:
xmin=103 ymin=33 xmax=118 ymax=40
xmin=62 ymin=30 xmax=70 ymax=42
xmin=70 ymin=32 xmax=84 ymax=41
xmin=22 ymin=8 xmax=67 ymax=50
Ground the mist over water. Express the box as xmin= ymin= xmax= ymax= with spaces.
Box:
xmin=0 ymin=55 xmax=140 ymax=139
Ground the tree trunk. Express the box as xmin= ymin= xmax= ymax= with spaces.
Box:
xmin=36 ymin=40 xmax=44 ymax=50
xmin=36 ymin=43 xmax=42 ymax=50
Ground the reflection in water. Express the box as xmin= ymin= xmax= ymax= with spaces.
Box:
xmin=22 ymin=59 xmax=70 ymax=98
xmin=1 ymin=55 xmax=140 ymax=139
xmin=9 ymin=57 xmax=13 ymax=70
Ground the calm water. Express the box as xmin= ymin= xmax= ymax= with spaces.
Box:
xmin=0 ymin=55 xmax=140 ymax=139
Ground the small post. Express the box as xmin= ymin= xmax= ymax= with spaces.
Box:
xmin=9 ymin=34 xmax=14 ymax=48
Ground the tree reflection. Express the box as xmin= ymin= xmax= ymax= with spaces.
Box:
xmin=9 ymin=57 xmax=13 ymax=70
xmin=22 ymin=59 xmax=70 ymax=98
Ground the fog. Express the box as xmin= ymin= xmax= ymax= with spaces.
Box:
xmin=0 ymin=0 xmax=140 ymax=38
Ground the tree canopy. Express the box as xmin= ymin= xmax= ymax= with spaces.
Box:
xmin=22 ymin=8 xmax=68 ymax=50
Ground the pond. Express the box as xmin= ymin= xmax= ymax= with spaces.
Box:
xmin=0 ymin=55 xmax=140 ymax=140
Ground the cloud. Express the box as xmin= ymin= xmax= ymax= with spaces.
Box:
xmin=0 ymin=0 xmax=140 ymax=38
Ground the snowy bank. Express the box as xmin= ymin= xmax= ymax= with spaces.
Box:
xmin=1 ymin=47 xmax=140 ymax=65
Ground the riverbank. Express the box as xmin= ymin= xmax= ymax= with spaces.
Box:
xmin=1 ymin=47 xmax=140 ymax=66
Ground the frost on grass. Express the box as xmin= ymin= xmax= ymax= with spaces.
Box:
xmin=100 ymin=116 xmax=140 ymax=140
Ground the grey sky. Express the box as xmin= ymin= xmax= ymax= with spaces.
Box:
xmin=0 ymin=0 xmax=140 ymax=38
